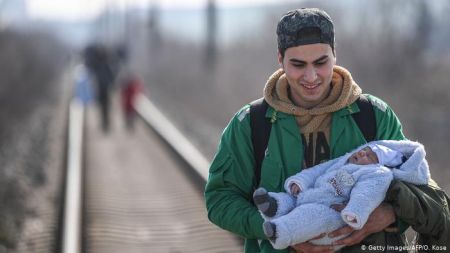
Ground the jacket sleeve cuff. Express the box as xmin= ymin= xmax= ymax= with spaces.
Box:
xmin=251 ymin=211 xmax=267 ymax=239
xmin=384 ymin=216 xmax=408 ymax=233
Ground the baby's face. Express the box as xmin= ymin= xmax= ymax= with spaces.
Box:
xmin=348 ymin=147 xmax=379 ymax=165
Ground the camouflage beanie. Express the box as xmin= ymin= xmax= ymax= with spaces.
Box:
xmin=277 ymin=8 xmax=335 ymax=52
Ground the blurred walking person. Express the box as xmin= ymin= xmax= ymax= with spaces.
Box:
xmin=84 ymin=44 xmax=114 ymax=133
xmin=120 ymin=74 xmax=144 ymax=130
xmin=73 ymin=63 xmax=94 ymax=105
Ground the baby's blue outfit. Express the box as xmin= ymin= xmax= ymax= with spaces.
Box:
xmin=262 ymin=140 xmax=430 ymax=250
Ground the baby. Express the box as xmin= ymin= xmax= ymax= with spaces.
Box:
xmin=253 ymin=140 xmax=430 ymax=250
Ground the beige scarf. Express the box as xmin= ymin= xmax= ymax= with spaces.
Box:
xmin=263 ymin=65 xmax=362 ymax=134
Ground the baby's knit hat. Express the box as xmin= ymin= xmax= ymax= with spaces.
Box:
xmin=368 ymin=144 xmax=404 ymax=167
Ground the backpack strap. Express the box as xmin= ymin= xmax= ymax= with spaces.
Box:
xmin=249 ymin=98 xmax=271 ymax=188
xmin=352 ymin=95 xmax=377 ymax=142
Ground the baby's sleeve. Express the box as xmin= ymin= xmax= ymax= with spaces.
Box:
xmin=341 ymin=166 xmax=394 ymax=229
xmin=284 ymin=158 xmax=338 ymax=194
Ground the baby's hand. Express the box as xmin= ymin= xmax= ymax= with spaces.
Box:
xmin=290 ymin=184 xmax=301 ymax=196
xmin=344 ymin=215 xmax=357 ymax=223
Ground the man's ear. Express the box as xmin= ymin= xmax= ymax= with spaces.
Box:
xmin=277 ymin=51 xmax=283 ymax=68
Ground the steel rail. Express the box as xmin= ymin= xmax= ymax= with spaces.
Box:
xmin=134 ymin=94 xmax=210 ymax=181
xmin=61 ymin=99 xmax=84 ymax=253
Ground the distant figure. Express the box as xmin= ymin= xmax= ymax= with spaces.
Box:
xmin=84 ymin=44 xmax=115 ymax=133
xmin=73 ymin=64 xmax=94 ymax=105
xmin=120 ymin=75 xmax=144 ymax=130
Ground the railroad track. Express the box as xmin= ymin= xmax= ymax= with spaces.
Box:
xmin=61 ymin=94 xmax=242 ymax=253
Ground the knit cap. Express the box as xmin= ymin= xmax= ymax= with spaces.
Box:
xmin=367 ymin=144 xmax=404 ymax=167
xmin=277 ymin=8 xmax=335 ymax=52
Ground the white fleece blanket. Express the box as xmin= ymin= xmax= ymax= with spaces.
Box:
xmin=262 ymin=140 xmax=430 ymax=250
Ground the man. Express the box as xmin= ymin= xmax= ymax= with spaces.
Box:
xmin=204 ymin=8 xmax=449 ymax=253
xmin=84 ymin=44 xmax=115 ymax=133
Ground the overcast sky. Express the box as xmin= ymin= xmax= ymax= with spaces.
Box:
xmin=25 ymin=0 xmax=295 ymax=21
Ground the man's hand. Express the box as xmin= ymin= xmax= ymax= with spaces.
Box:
xmin=329 ymin=202 xmax=396 ymax=246
xmin=291 ymin=203 xmax=395 ymax=252
xmin=291 ymin=233 xmax=334 ymax=253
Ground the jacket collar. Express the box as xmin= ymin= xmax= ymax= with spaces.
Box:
xmin=265 ymin=106 xmax=300 ymax=141
xmin=266 ymin=98 xmax=360 ymax=119
xmin=265 ymin=106 xmax=292 ymax=119
xmin=334 ymin=101 xmax=360 ymax=117
xmin=265 ymin=101 xmax=361 ymax=143
xmin=330 ymin=101 xmax=361 ymax=149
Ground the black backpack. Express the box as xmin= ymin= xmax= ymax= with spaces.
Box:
xmin=249 ymin=95 xmax=376 ymax=187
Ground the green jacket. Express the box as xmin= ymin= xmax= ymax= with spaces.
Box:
xmin=204 ymin=94 xmax=438 ymax=252
xmin=386 ymin=179 xmax=450 ymax=252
